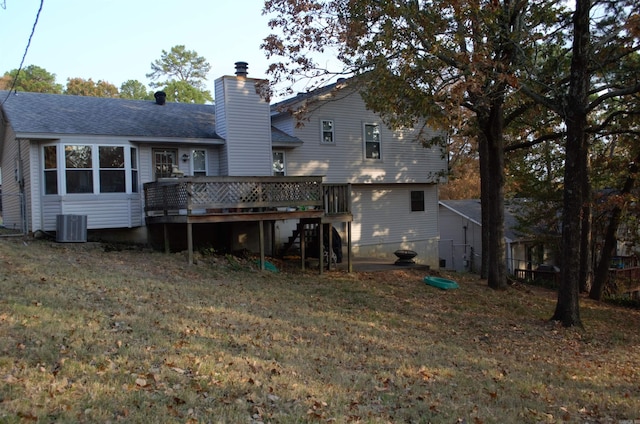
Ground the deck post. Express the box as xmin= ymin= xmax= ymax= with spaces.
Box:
xmin=347 ymin=221 xmax=352 ymax=273
xmin=300 ymin=221 xmax=305 ymax=271
xmin=318 ymin=220 xmax=324 ymax=275
xmin=327 ymin=223 xmax=333 ymax=271
xmin=259 ymin=220 xmax=265 ymax=270
xmin=187 ymin=222 xmax=193 ymax=265
xmin=163 ymin=224 xmax=170 ymax=254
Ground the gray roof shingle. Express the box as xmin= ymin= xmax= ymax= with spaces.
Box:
xmin=0 ymin=90 xmax=220 ymax=139
xmin=0 ymin=90 xmax=303 ymax=145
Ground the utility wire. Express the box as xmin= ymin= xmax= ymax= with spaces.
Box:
xmin=1 ymin=0 xmax=44 ymax=106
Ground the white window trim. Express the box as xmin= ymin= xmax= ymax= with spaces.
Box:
xmin=191 ymin=149 xmax=208 ymax=176
xmin=320 ymin=119 xmax=335 ymax=144
xmin=43 ymin=143 xmax=138 ymax=195
xmin=363 ymin=122 xmax=382 ymax=160
xmin=273 ymin=151 xmax=286 ymax=176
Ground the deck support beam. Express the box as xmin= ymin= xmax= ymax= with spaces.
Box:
xmin=187 ymin=222 xmax=193 ymax=265
xmin=259 ymin=220 xmax=265 ymax=270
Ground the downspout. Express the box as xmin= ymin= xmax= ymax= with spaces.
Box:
xmin=16 ymin=139 xmax=27 ymax=234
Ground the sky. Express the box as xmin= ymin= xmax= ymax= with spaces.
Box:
xmin=0 ymin=0 xmax=281 ymax=95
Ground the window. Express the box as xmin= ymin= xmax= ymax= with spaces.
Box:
xmin=99 ymin=146 xmax=125 ymax=193
xmin=130 ymin=147 xmax=138 ymax=193
xmin=273 ymin=151 xmax=285 ymax=176
xmin=44 ymin=145 xmax=139 ymax=195
xmin=321 ymin=119 xmax=334 ymax=143
xmin=411 ymin=190 xmax=425 ymax=212
xmin=192 ymin=149 xmax=206 ymax=176
xmin=154 ymin=149 xmax=177 ymax=179
xmin=44 ymin=145 xmax=58 ymax=195
xmin=364 ymin=123 xmax=381 ymax=159
xmin=65 ymin=145 xmax=93 ymax=193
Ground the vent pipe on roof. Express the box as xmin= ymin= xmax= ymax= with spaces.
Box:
xmin=234 ymin=61 xmax=249 ymax=77
xmin=154 ymin=91 xmax=166 ymax=105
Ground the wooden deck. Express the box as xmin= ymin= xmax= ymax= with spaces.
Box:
xmin=143 ymin=176 xmax=353 ymax=271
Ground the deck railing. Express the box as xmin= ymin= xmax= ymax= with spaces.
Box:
xmin=144 ymin=176 xmax=351 ymax=216
xmin=608 ymin=267 xmax=640 ymax=294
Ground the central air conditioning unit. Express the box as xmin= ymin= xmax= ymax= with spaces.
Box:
xmin=56 ymin=214 xmax=87 ymax=243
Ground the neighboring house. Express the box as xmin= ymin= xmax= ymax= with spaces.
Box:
xmin=438 ymin=199 xmax=557 ymax=274
xmin=0 ymin=63 xmax=446 ymax=268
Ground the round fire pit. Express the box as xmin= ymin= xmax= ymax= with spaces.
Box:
xmin=394 ymin=249 xmax=417 ymax=266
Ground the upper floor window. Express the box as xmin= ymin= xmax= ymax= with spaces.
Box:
xmin=192 ymin=149 xmax=207 ymax=176
xmin=364 ymin=123 xmax=381 ymax=159
xmin=321 ymin=119 xmax=334 ymax=143
xmin=273 ymin=151 xmax=285 ymax=176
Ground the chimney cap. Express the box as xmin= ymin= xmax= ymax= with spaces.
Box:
xmin=234 ymin=61 xmax=249 ymax=77
xmin=154 ymin=91 xmax=167 ymax=105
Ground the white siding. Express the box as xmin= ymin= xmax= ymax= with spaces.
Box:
xmin=0 ymin=124 xmax=30 ymax=231
xmin=271 ymin=114 xmax=294 ymax=134
xmin=284 ymin=88 xmax=447 ymax=184
xmin=351 ymin=183 xmax=439 ymax=266
xmin=215 ymin=76 xmax=272 ymax=176
xmin=41 ymin=195 xmax=142 ymax=231
xmin=438 ymin=204 xmax=482 ymax=272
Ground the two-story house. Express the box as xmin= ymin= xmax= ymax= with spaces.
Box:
xmin=0 ymin=63 xmax=446 ymax=269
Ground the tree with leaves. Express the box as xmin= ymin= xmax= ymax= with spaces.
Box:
xmin=119 ymin=79 xmax=152 ymax=100
xmin=1 ymin=65 xmax=62 ymax=93
xmin=515 ymin=0 xmax=640 ymax=326
xmin=65 ymin=78 xmax=119 ymax=97
xmin=262 ymin=0 xmax=567 ymax=289
xmin=146 ymin=45 xmax=212 ymax=103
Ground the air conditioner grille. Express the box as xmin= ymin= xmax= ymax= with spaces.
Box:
xmin=56 ymin=215 xmax=87 ymax=243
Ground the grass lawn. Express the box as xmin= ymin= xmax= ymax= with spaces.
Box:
xmin=0 ymin=237 xmax=639 ymax=423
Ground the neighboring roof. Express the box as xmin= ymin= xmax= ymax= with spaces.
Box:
xmin=270 ymin=78 xmax=360 ymax=117
xmin=0 ymin=90 xmax=303 ymax=145
xmin=439 ymin=199 xmax=523 ymax=242
xmin=270 ymin=126 xmax=303 ymax=147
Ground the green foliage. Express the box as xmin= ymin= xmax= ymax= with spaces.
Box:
xmin=119 ymin=79 xmax=153 ymax=100
xmin=146 ymin=45 xmax=212 ymax=103
xmin=162 ymin=80 xmax=212 ymax=104
xmin=1 ymin=65 xmax=63 ymax=93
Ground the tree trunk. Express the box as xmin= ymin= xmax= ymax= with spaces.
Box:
xmin=479 ymin=133 xmax=490 ymax=280
xmin=551 ymin=0 xmax=590 ymax=327
xmin=477 ymin=103 xmax=508 ymax=290
xmin=579 ymin=156 xmax=592 ymax=293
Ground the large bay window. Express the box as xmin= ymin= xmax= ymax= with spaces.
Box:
xmin=43 ymin=144 xmax=139 ymax=195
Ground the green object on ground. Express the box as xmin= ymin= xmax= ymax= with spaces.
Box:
xmin=254 ymin=260 xmax=279 ymax=272
xmin=424 ymin=276 xmax=459 ymax=290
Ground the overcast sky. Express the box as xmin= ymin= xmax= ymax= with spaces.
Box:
xmin=0 ymin=0 xmax=279 ymax=93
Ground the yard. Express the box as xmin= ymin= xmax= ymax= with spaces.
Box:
xmin=0 ymin=237 xmax=639 ymax=423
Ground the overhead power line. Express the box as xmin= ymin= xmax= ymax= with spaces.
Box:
xmin=1 ymin=0 xmax=45 ymax=106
